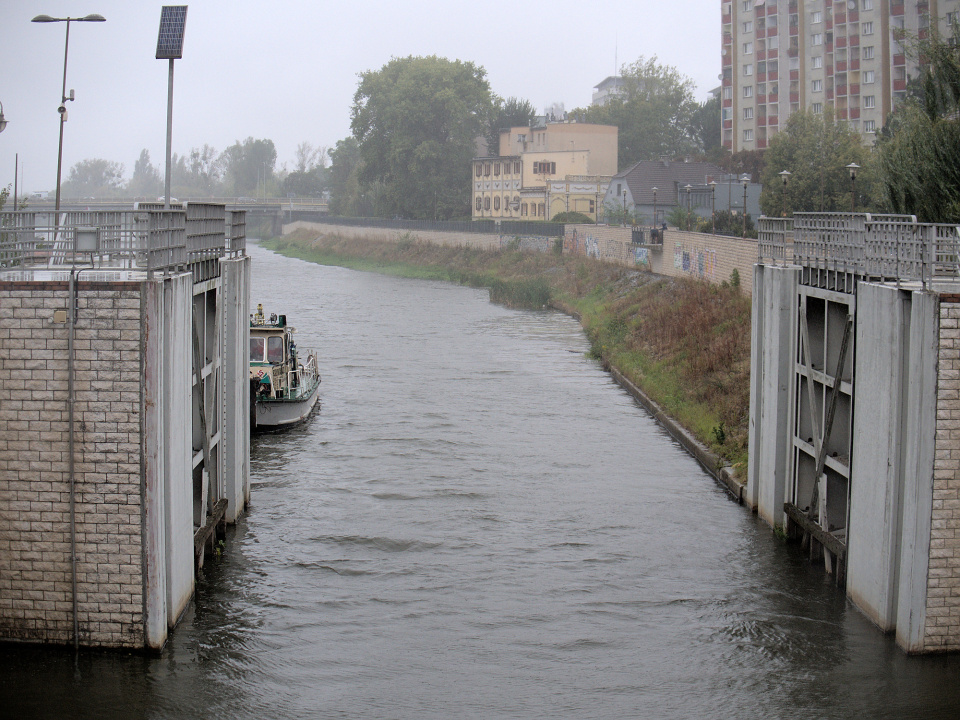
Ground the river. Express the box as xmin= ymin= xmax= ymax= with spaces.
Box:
xmin=2 ymin=241 xmax=960 ymax=718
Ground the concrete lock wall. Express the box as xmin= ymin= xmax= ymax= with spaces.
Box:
xmin=221 ymin=256 xmax=252 ymax=523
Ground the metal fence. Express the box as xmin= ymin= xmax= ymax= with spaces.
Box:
xmin=757 ymin=212 xmax=960 ymax=288
xmin=301 ymin=215 xmax=566 ymax=238
xmin=0 ymin=204 xmax=245 ymax=279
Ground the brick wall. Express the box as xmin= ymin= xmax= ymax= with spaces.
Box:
xmin=0 ymin=281 xmax=145 ymax=648
xmin=927 ymin=301 xmax=960 ymax=651
xmin=563 ymin=225 xmax=758 ymax=295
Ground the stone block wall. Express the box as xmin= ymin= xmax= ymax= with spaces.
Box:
xmin=927 ymin=300 xmax=960 ymax=651
xmin=0 ymin=281 xmax=145 ymax=648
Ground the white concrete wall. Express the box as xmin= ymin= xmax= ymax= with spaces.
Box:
xmin=221 ymin=256 xmax=251 ymax=522
xmin=846 ymin=283 xmax=909 ymax=632
xmin=142 ymin=273 xmax=195 ymax=649
xmin=748 ymin=264 xmax=799 ymax=526
xmin=896 ymin=290 xmax=939 ymax=651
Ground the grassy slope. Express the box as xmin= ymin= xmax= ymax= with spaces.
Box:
xmin=262 ymin=229 xmax=752 ymax=474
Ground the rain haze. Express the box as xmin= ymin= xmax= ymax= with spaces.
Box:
xmin=0 ymin=0 xmax=720 ymax=195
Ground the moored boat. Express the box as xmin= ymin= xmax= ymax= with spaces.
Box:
xmin=249 ymin=304 xmax=321 ymax=430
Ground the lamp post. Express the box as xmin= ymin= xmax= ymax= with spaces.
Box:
xmin=846 ymin=163 xmax=859 ymax=212
xmin=0 ymin=101 xmax=7 ymax=133
xmin=32 ymin=13 xmax=106 ymax=233
xmin=741 ymin=174 xmax=750 ymax=238
xmin=709 ymin=180 xmax=717 ymax=234
xmin=779 ymin=170 xmax=791 ymax=217
xmin=622 ymin=189 xmax=627 ymax=227
xmin=684 ymin=184 xmax=693 ymax=231
xmin=651 ymin=186 xmax=658 ymax=228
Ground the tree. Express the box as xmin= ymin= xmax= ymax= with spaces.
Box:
xmin=128 ymin=149 xmax=163 ymax=198
xmin=759 ymin=108 xmax=872 ymax=216
xmin=689 ymin=94 xmax=722 ymax=157
xmin=328 ymin=137 xmax=362 ymax=215
xmin=293 ymin=141 xmax=328 ymax=174
xmin=875 ymin=27 xmax=960 ymax=222
xmin=220 ymin=137 xmax=277 ymax=196
xmin=484 ymin=96 xmax=537 ymax=155
xmin=572 ymin=56 xmax=699 ymax=168
xmin=351 ymin=55 xmax=494 ymax=219
xmin=61 ymin=158 xmax=125 ymax=199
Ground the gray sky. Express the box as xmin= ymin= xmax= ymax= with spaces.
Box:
xmin=0 ymin=0 xmax=720 ymax=194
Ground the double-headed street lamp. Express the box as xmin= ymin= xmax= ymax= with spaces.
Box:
xmin=32 ymin=13 xmax=106 ymax=231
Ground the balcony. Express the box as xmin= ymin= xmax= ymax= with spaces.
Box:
xmin=769 ymin=115 xmax=779 ymax=125
xmin=894 ymin=54 xmax=906 ymax=66
xmin=849 ymin=107 xmax=860 ymax=119
xmin=892 ymin=4 xmax=905 ymax=16
xmin=837 ymin=60 xmax=848 ymax=72
xmin=851 ymin=59 xmax=860 ymax=71
xmin=837 ymin=85 xmax=848 ymax=96
xmin=849 ymin=83 xmax=860 ymax=95
xmin=894 ymin=79 xmax=907 ymax=91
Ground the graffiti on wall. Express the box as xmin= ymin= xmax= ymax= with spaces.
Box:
xmin=674 ymin=242 xmax=717 ymax=280
xmin=632 ymin=246 xmax=649 ymax=266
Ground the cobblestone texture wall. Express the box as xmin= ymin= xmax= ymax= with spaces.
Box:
xmin=927 ymin=301 xmax=960 ymax=651
xmin=0 ymin=281 xmax=144 ymax=648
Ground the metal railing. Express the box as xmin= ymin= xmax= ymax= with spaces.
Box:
xmin=757 ymin=212 xmax=960 ymax=288
xmin=0 ymin=204 xmax=245 ymax=278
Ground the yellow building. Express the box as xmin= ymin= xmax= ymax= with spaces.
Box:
xmin=472 ymin=121 xmax=617 ymax=221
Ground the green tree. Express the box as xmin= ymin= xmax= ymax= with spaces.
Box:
xmin=759 ymin=108 xmax=872 ymax=216
xmin=351 ymin=55 xmax=494 ymax=219
xmin=61 ymin=158 xmax=125 ymax=199
xmin=689 ymin=93 xmax=722 ymax=157
xmin=220 ymin=137 xmax=277 ymax=196
xmin=328 ymin=137 xmax=362 ymax=215
xmin=875 ymin=27 xmax=960 ymax=222
xmin=573 ymin=56 xmax=699 ymax=168
xmin=128 ymin=149 xmax=163 ymax=198
xmin=484 ymin=96 xmax=537 ymax=155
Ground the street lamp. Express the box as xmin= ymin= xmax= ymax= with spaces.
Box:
xmin=622 ymin=189 xmax=627 ymax=227
xmin=651 ymin=186 xmax=658 ymax=228
xmin=709 ymin=180 xmax=717 ymax=234
xmin=684 ymin=184 xmax=693 ymax=231
xmin=846 ymin=163 xmax=859 ymax=212
xmin=741 ymin=174 xmax=750 ymax=238
xmin=779 ymin=170 xmax=791 ymax=218
xmin=0 ymin=101 xmax=7 ymax=133
xmin=32 ymin=13 xmax=106 ymax=233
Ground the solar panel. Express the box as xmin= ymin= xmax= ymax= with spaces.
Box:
xmin=156 ymin=6 xmax=188 ymax=59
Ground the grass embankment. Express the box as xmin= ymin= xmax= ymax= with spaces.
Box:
xmin=263 ymin=229 xmax=752 ymax=474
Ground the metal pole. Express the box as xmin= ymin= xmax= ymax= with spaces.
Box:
xmin=164 ymin=58 xmax=174 ymax=208
xmin=54 ymin=19 xmax=72 ymax=238
xmin=711 ymin=185 xmax=716 ymax=234
xmin=742 ymin=181 xmax=748 ymax=238
xmin=14 ymin=154 xmax=18 ymax=211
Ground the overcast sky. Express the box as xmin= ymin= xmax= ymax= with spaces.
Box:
xmin=0 ymin=0 xmax=720 ymax=194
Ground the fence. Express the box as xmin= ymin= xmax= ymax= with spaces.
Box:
xmin=757 ymin=213 xmax=960 ymax=289
xmin=0 ymin=203 xmax=246 ymax=281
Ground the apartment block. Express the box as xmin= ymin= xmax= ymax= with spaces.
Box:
xmin=722 ymin=0 xmax=960 ymax=152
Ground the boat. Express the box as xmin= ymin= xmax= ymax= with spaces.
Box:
xmin=249 ymin=304 xmax=321 ymax=430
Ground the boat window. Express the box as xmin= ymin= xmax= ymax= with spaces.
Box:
xmin=267 ymin=336 xmax=284 ymax=363
xmin=250 ymin=337 xmax=265 ymax=362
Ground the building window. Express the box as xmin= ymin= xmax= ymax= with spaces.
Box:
xmin=862 ymin=0 xmax=873 ymax=9
xmin=812 ymin=79 xmax=823 ymax=92
xmin=494 ymin=196 xmax=500 ymax=211
xmin=743 ymin=42 xmax=753 ymax=55
xmin=744 ymin=63 xmax=753 ymax=75
xmin=484 ymin=163 xmax=491 ymax=176
xmin=744 ymin=107 xmax=754 ymax=120
xmin=494 ymin=163 xmax=500 ymax=176
xmin=723 ymin=86 xmax=732 ymax=100
xmin=476 ymin=197 xmax=482 ymax=211
xmin=864 ymin=120 xmax=876 ymax=133
xmin=862 ymin=21 xmax=873 ymax=35
xmin=863 ymin=70 xmax=875 ymax=84
xmin=864 ymin=95 xmax=876 ymax=108
xmin=744 ymin=85 xmax=753 ymax=98
xmin=768 ymin=35 xmax=779 ymax=49
xmin=513 ymin=196 xmax=520 ymax=212
xmin=947 ymin=11 xmax=959 ymax=25
xmin=483 ymin=197 xmax=490 ymax=210
xmin=743 ymin=21 xmax=753 ymax=33
xmin=812 ymin=11 xmax=822 ymax=24
xmin=743 ymin=129 xmax=754 ymax=142
xmin=812 ymin=102 xmax=823 ymax=114
xmin=742 ymin=0 xmax=751 ymax=11
xmin=532 ymin=161 xmax=556 ymax=175
xmin=812 ymin=33 xmax=823 ymax=45
xmin=514 ymin=161 xmax=521 ymax=174
xmin=476 ymin=164 xmax=482 ymax=178
xmin=863 ymin=46 xmax=874 ymax=60
xmin=812 ymin=55 xmax=823 ymax=69
xmin=521 ymin=202 xmax=528 ymax=216
xmin=722 ymin=107 xmax=733 ymax=121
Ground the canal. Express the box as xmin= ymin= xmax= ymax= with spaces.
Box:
xmin=2 ymin=241 xmax=960 ymax=718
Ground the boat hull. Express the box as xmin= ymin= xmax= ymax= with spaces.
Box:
xmin=252 ymin=379 xmax=320 ymax=431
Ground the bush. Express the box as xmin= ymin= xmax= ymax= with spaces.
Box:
xmin=551 ymin=211 xmax=594 ymax=224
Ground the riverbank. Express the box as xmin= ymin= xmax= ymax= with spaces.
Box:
xmin=262 ymin=229 xmax=752 ymax=478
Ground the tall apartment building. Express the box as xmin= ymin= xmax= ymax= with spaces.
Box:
xmin=722 ymin=0 xmax=960 ymax=152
